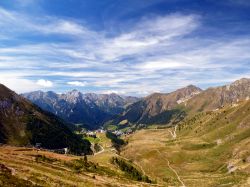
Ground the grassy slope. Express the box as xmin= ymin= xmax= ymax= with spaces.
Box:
xmin=0 ymin=145 xmax=155 ymax=187
xmin=121 ymin=100 xmax=250 ymax=186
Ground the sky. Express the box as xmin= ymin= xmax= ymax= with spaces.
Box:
xmin=0 ymin=0 xmax=250 ymax=95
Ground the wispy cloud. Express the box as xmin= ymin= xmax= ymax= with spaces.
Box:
xmin=67 ymin=81 xmax=87 ymax=87
xmin=0 ymin=7 xmax=94 ymax=37
xmin=0 ymin=6 xmax=249 ymax=95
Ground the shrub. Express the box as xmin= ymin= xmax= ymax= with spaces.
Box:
xmin=111 ymin=157 xmax=152 ymax=183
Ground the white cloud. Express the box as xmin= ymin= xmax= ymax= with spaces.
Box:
xmin=36 ymin=79 xmax=53 ymax=87
xmin=103 ymin=90 xmax=126 ymax=95
xmin=0 ymin=78 xmax=41 ymax=93
xmin=0 ymin=7 xmax=93 ymax=36
xmin=67 ymin=81 xmax=87 ymax=87
xmin=135 ymin=60 xmax=184 ymax=71
xmin=0 ymin=7 xmax=249 ymax=95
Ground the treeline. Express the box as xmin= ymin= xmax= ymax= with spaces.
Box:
xmin=27 ymin=114 xmax=92 ymax=155
xmin=111 ymin=157 xmax=152 ymax=183
xmin=106 ymin=131 xmax=126 ymax=152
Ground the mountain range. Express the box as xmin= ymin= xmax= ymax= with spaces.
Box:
xmin=108 ymin=78 xmax=250 ymax=130
xmin=22 ymin=90 xmax=139 ymax=129
xmin=0 ymin=78 xmax=249 ymax=186
xmin=0 ymin=84 xmax=92 ymax=155
xmin=22 ymin=78 xmax=250 ymax=130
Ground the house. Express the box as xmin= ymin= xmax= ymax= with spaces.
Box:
xmin=86 ymin=131 xmax=97 ymax=138
xmin=114 ymin=130 xmax=123 ymax=136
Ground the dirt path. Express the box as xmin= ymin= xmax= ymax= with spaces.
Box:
xmin=133 ymin=160 xmax=146 ymax=175
xmin=168 ymin=125 xmax=178 ymax=139
xmin=156 ymin=150 xmax=185 ymax=187
xmin=94 ymin=145 xmax=104 ymax=155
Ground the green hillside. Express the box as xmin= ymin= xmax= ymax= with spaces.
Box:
xmin=121 ymin=100 xmax=250 ymax=186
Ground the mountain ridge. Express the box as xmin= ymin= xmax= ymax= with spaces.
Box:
xmin=108 ymin=78 xmax=250 ymax=129
xmin=0 ymin=84 xmax=92 ymax=155
xmin=22 ymin=90 xmax=140 ymax=129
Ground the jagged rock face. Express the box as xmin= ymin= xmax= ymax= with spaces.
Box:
xmin=84 ymin=93 xmax=138 ymax=115
xmin=112 ymin=85 xmax=202 ymax=125
xmin=0 ymin=84 xmax=92 ymax=155
xmin=23 ymin=91 xmax=139 ymax=129
xmin=186 ymin=78 xmax=250 ymax=112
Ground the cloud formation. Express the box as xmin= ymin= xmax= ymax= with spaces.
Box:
xmin=36 ymin=79 xmax=53 ymax=87
xmin=67 ymin=81 xmax=87 ymax=87
xmin=0 ymin=6 xmax=249 ymax=95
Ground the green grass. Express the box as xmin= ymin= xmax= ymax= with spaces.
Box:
xmin=122 ymin=101 xmax=250 ymax=186
xmin=84 ymin=136 xmax=100 ymax=144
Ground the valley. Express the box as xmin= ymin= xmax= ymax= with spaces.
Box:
xmin=1 ymin=0 xmax=250 ymax=186
xmin=0 ymin=79 xmax=250 ymax=186
xmin=1 ymin=99 xmax=249 ymax=186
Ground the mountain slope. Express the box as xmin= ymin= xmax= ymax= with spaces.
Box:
xmin=186 ymin=78 xmax=250 ymax=113
xmin=109 ymin=78 xmax=250 ymax=129
xmin=109 ymin=85 xmax=202 ymax=126
xmin=23 ymin=90 xmax=139 ymax=129
xmin=0 ymin=84 xmax=91 ymax=155
xmin=122 ymin=100 xmax=250 ymax=186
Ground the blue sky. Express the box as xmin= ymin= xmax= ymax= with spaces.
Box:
xmin=0 ymin=0 xmax=250 ymax=95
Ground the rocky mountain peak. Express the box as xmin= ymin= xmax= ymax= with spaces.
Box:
xmin=230 ymin=78 xmax=250 ymax=87
xmin=63 ymin=89 xmax=83 ymax=103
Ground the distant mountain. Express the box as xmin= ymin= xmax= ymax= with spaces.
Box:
xmin=22 ymin=90 xmax=139 ymax=129
xmin=23 ymin=78 xmax=250 ymax=131
xmin=109 ymin=78 xmax=250 ymax=129
xmin=0 ymin=84 xmax=92 ymax=155
xmin=109 ymin=85 xmax=202 ymax=126
xmin=186 ymin=78 xmax=250 ymax=113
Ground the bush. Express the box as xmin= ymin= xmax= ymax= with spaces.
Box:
xmin=111 ymin=157 xmax=152 ymax=183
xmin=35 ymin=155 xmax=57 ymax=163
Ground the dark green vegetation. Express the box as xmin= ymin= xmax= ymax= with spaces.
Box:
xmin=0 ymin=84 xmax=92 ymax=155
xmin=111 ymin=157 xmax=152 ymax=183
xmin=106 ymin=131 xmax=126 ymax=152
xmin=64 ymin=157 xmax=118 ymax=176
xmin=35 ymin=154 xmax=58 ymax=163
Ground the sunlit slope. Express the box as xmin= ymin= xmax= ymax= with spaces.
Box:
xmin=122 ymin=100 xmax=250 ymax=186
xmin=0 ymin=145 xmax=156 ymax=187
